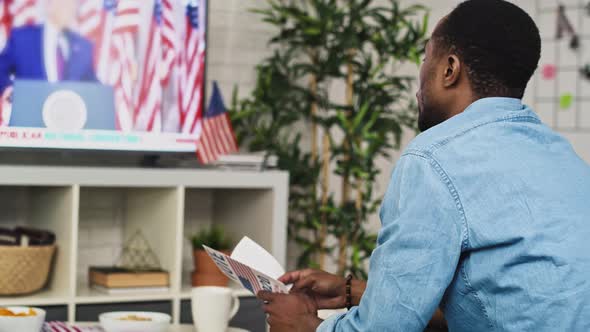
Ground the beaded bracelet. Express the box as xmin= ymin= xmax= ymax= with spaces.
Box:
xmin=345 ymin=274 xmax=353 ymax=310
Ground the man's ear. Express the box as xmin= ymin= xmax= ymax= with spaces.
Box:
xmin=443 ymin=54 xmax=461 ymax=88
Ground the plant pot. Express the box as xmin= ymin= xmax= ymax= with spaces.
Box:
xmin=191 ymin=249 xmax=230 ymax=287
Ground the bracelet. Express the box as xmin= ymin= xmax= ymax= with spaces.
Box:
xmin=345 ymin=274 xmax=353 ymax=310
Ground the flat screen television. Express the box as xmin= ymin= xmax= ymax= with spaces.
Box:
xmin=0 ymin=0 xmax=207 ymax=153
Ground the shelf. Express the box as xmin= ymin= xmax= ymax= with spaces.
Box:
xmin=0 ymin=186 xmax=76 ymax=307
xmin=0 ymin=166 xmax=289 ymax=324
xmin=77 ymin=186 xmax=183 ymax=293
xmin=0 ymin=166 xmax=288 ymax=189
xmin=75 ymin=284 xmax=175 ymax=304
xmin=0 ymin=288 xmax=70 ymax=306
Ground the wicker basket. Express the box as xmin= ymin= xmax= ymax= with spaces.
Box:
xmin=0 ymin=245 xmax=56 ymax=295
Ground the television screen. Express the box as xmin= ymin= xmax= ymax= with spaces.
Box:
xmin=0 ymin=0 xmax=207 ymax=152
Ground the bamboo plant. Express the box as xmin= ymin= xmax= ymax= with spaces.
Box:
xmin=230 ymin=0 xmax=429 ymax=278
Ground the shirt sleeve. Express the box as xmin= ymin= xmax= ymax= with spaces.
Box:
xmin=318 ymin=153 xmax=464 ymax=332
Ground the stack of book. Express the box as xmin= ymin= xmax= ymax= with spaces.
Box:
xmin=212 ymin=154 xmax=278 ymax=171
xmin=89 ymin=267 xmax=169 ymax=294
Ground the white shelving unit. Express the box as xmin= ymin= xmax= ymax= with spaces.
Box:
xmin=0 ymin=166 xmax=289 ymax=324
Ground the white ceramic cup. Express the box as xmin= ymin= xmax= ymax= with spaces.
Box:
xmin=191 ymin=286 xmax=240 ymax=332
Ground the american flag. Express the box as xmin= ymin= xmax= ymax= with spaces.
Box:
xmin=196 ymin=82 xmax=238 ymax=164
xmin=0 ymin=0 xmax=11 ymax=50
xmin=0 ymin=0 xmax=10 ymax=126
xmin=8 ymin=0 xmax=37 ymax=28
xmin=0 ymin=0 xmax=38 ymax=126
xmin=0 ymin=0 xmax=39 ymax=50
xmin=78 ymin=0 xmax=140 ymax=131
xmin=78 ymin=0 xmax=117 ymax=76
xmin=178 ymin=0 xmax=206 ymax=135
xmin=227 ymin=258 xmax=262 ymax=294
xmin=160 ymin=0 xmax=177 ymax=87
xmin=0 ymin=87 xmax=11 ymax=127
xmin=134 ymin=0 xmax=177 ymax=132
xmin=78 ymin=0 xmax=107 ymax=51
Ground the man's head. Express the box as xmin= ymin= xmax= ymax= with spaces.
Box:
xmin=416 ymin=0 xmax=541 ymax=132
xmin=46 ymin=0 xmax=78 ymax=30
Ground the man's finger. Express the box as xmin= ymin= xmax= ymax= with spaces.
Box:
xmin=279 ymin=268 xmax=316 ymax=284
xmin=278 ymin=270 xmax=301 ymax=284
xmin=292 ymin=275 xmax=317 ymax=291
xmin=257 ymin=291 xmax=278 ymax=302
xmin=262 ymin=304 xmax=275 ymax=314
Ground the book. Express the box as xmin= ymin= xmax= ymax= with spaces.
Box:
xmin=91 ymin=285 xmax=169 ymax=295
xmin=89 ymin=267 xmax=169 ymax=288
xmin=212 ymin=154 xmax=278 ymax=171
xmin=203 ymin=236 xmax=289 ymax=295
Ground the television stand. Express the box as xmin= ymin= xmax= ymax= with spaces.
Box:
xmin=140 ymin=154 xmax=163 ymax=168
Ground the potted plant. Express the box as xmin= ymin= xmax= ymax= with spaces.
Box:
xmin=190 ymin=226 xmax=233 ymax=287
xmin=231 ymin=0 xmax=428 ymax=278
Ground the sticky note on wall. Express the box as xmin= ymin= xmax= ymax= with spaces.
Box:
xmin=559 ymin=93 xmax=573 ymax=109
xmin=542 ymin=64 xmax=557 ymax=80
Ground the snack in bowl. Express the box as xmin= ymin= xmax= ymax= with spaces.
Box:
xmin=0 ymin=307 xmax=46 ymax=332
xmin=0 ymin=308 xmax=37 ymax=317
xmin=99 ymin=311 xmax=170 ymax=332
xmin=117 ymin=314 xmax=152 ymax=321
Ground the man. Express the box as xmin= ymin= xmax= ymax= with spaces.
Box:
xmin=0 ymin=0 xmax=97 ymax=94
xmin=258 ymin=0 xmax=590 ymax=331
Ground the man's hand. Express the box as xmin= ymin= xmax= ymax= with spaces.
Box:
xmin=257 ymin=291 xmax=323 ymax=332
xmin=280 ymin=269 xmax=366 ymax=309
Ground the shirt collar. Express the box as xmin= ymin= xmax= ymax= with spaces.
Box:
xmin=45 ymin=22 xmax=70 ymax=58
xmin=462 ymin=97 xmax=525 ymax=114
xmin=45 ymin=21 xmax=59 ymax=37
xmin=408 ymin=97 xmax=540 ymax=151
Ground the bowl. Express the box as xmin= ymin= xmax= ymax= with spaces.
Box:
xmin=0 ymin=307 xmax=46 ymax=332
xmin=99 ymin=311 xmax=171 ymax=332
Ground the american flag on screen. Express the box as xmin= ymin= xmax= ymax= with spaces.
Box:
xmin=178 ymin=0 xmax=206 ymax=136
xmin=0 ymin=0 xmax=39 ymax=50
xmin=0 ymin=87 xmax=11 ymax=127
xmin=0 ymin=0 xmax=10 ymax=126
xmin=78 ymin=0 xmax=140 ymax=131
xmin=160 ymin=0 xmax=177 ymax=87
xmin=196 ymin=82 xmax=238 ymax=164
xmin=0 ymin=0 xmax=38 ymax=126
xmin=8 ymin=0 xmax=38 ymax=28
xmin=134 ymin=0 xmax=177 ymax=132
xmin=0 ymin=0 xmax=11 ymax=50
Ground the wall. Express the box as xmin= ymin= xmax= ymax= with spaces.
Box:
xmin=206 ymin=0 xmax=276 ymax=100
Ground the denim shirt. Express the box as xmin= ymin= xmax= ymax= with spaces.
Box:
xmin=318 ymin=98 xmax=590 ymax=331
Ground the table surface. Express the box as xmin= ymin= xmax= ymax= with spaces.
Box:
xmin=76 ymin=323 xmax=247 ymax=332
xmin=165 ymin=326 xmax=194 ymax=332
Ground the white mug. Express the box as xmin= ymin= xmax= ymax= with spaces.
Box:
xmin=191 ymin=286 xmax=240 ymax=332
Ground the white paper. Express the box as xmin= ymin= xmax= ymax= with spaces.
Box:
xmin=230 ymin=236 xmax=285 ymax=279
xmin=203 ymin=237 xmax=289 ymax=295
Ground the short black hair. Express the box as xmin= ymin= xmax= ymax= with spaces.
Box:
xmin=433 ymin=0 xmax=541 ymax=98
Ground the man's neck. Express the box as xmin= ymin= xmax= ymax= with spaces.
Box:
xmin=446 ymin=91 xmax=477 ymax=120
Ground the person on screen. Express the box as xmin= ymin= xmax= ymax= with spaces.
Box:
xmin=0 ymin=0 xmax=97 ymax=94
xmin=257 ymin=1 xmax=590 ymax=331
